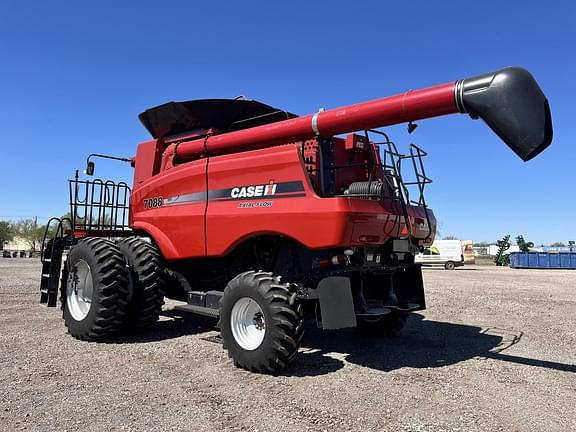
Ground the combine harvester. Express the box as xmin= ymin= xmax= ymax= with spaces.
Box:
xmin=41 ymin=67 xmax=552 ymax=373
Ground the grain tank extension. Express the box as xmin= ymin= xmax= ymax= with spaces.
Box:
xmin=40 ymin=67 xmax=552 ymax=373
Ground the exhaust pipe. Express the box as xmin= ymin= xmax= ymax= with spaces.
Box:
xmin=455 ymin=67 xmax=552 ymax=161
xmin=173 ymin=67 xmax=552 ymax=162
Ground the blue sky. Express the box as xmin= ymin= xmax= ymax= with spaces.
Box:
xmin=0 ymin=1 xmax=574 ymax=245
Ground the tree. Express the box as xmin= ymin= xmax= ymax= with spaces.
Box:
xmin=442 ymin=235 xmax=458 ymax=240
xmin=13 ymin=219 xmax=44 ymax=251
xmin=0 ymin=221 xmax=13 ymax=249
xmin=550 ymin=242 xmax=566 ymax=247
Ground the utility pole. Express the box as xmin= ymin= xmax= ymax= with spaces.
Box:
xmin=34 ymin=216 xmax=38 ymax=252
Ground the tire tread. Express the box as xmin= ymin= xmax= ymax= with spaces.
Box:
xmin=220 ymin=271 xmax=304 ymax=373
xmin=117 ymin=237 xmax=167 ymax=330
xmin=64 ymin=238 xmax=129 ymax=341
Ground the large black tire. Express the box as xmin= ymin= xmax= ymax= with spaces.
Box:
xmin=444 ymin=261 xmax=456 ymax=270
xmin=220 ymin=271 xmax=304 ymax=373
xmin=64 ymin=238 xmax=129 ymax=340
xmin=356 ymin=310 xmax=409 ymax=336
xmin=116 ymin=237 xmax=167 ymax=330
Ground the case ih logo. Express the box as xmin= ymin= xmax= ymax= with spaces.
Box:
xmin=161 ymin=180 xmax=306 ymax=207
xmin=231 ymin=182 xmax=278 ymax=199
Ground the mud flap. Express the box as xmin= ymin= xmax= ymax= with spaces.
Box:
xmin=393 ymin=265 xmax=426 ymax=310
xmin=316 ymin=277 xmax=357 ymax=329
xmin=363 ymin=266 xmax=426 ymax=311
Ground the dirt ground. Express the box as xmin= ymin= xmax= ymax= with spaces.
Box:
xmin=0 ymin=259 xmax=574 ymax=432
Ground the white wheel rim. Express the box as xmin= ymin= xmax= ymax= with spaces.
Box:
xmin=230 ymin=297 xmax=266 ymax=350
xmin=66 ymin=259 xmax=93 ymax=321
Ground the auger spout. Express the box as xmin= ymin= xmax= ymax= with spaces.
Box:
xmin=455 ymin=67 xmax=552 ymax=161
xmin=151 ymin=67 xmax=552 ymax=162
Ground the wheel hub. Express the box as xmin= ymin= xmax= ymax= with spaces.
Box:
xmin=253 ymin=311 xmax=265 ymax=330
xmin=66 ymin=259 xmax=93 ymax=321
xmin=230 ymin=297 xmax=266 ymax=351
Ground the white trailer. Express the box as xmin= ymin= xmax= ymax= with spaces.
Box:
xmin=415 ymin=240 xmax=464 ymax=270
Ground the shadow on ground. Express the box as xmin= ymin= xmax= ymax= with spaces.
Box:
xmin=104 ymin=309 xmax=219 ymax=344
xmin=105 ymin=310 xmax=576 ymax=377
xmin=283 ymin=314 xmax=576 ymax=376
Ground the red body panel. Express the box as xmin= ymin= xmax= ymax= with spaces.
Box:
xmin=131 ymin=159 xmax=207 ymax=260
xmin=131 ymin=143 xmax=436 ymax=260
xmin=205 ymin=145 xmax=350 ymax=256
xmin=133 ymin=140 xmax=164 ymax=187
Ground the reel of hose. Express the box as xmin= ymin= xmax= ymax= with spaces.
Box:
xmin=344 ymin=181 xmax=386 ymax=197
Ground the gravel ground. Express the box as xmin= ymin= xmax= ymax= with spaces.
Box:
xmin=0 ymin=259 xmax=574 ymax=432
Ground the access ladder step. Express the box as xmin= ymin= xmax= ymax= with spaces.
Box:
xmin=40 ymin=284 xmax=58 ymax=307
xmin=39 ymin=237 xmax=67 ymax=307
xmin=174 ymin=304 xmax=219 ymax=318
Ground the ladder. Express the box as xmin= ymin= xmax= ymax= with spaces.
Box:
xmin=39 ymin=217 xmax=72 ymax=307
xmin=39 ymin=238 xmax=67 ymax=307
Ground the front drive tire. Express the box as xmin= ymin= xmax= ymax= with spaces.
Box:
xmin=220 ymin=271 xmax=304 ymax=373
xmin=64 ymin=238 xmax=129 ymax=341
xmin=116 ymin=237 xmax=167 ymax=330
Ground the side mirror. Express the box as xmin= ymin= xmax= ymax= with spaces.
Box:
xmin=85 ymin=161 xmax=95 ymax=176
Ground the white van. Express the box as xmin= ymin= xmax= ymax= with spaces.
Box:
xmin=415 ymin=240 xmax=464 ymax=270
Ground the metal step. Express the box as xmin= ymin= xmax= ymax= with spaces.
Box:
xmin=387 ymin=302 xmax=422 ymax=312
xmin=356 ymin=303 xmax=422 ymax=317
xmin=39 ymin=238 xmax=66 ymax=307
xmin=174 ymin=304 xmax=219 ymax=318
xmin=356 ymin=307 xmax=392 ymax=317
xmin=39 ymin=283 xmax=58 ymax=307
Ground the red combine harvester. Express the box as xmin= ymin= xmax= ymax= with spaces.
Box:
xmin=41 ymin=67 xmax=552 ymax=373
